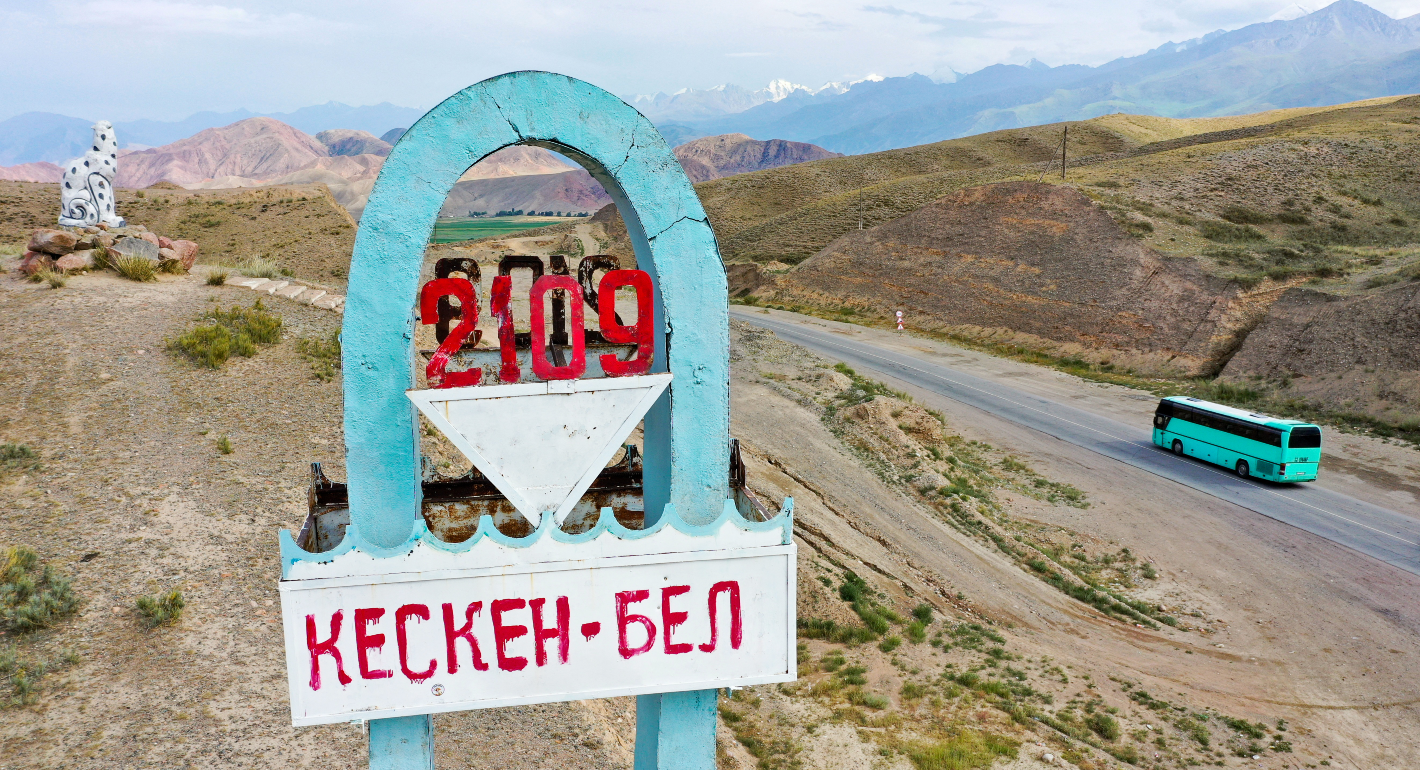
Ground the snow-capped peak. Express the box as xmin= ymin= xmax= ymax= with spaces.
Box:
xmin=762 ymin=79 xmax=809 ymax=101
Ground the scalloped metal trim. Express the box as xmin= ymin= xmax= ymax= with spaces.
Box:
xmin=279 ymin=497 xmax=793 ymax=580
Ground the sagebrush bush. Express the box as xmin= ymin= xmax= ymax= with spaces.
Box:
xmin=136 ymin=590 xmax=184 ymax=628
xmin=1 ymin=546 xmax=79 ymax=634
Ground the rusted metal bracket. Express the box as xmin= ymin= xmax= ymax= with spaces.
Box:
xmin=433 ymin=257 xmax=482 ymax=347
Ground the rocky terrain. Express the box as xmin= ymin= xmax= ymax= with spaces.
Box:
xmin=672 ymin=134 xmax=842 ymax=182
xmin=0 ymin=184 xmax=1417 ymax=769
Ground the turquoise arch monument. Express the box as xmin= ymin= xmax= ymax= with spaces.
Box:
xmin=341 ymin=71 xmax=731 ymax=769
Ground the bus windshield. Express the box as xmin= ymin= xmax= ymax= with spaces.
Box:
xmin=1287 ymin=427 xmax=1322 ymax=448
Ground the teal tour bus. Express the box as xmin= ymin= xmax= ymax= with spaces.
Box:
xmin=1153 ymin=396 xmax=1321 ymax=482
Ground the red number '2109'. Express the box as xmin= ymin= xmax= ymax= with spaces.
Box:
xmin=418 ymin=270 xmax=653 ymax=388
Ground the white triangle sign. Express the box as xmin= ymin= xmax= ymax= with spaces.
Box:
xmin=407 ymin=374 xmax=672 ymax=527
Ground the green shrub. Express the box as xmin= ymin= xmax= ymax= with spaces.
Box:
xmin=1087 ymin=712 xmax=1121 ymax=740
xmin=1277 ymin=210 xmax=1310 ymax=225
xmin=206 ymin=270 xmax=229 ymax=286
xmin=136 ymin=589 xmax=184 ymax=628
xmin=168 ymin=301 xmax=281 ymax=368
xmin=797 ymin=617 xmax=878 ymax=645
xmin=878 ymin=635 xmax=902 ymax=653
xmin=297 ymin=331 xmax=341 ymax=382
xmin=0 ymin=444 xmax=39 ymax=474
xmin=1220 ymin=206 xmax=1271 ymax=225
xmin=905 ymin=621 xmax=927 ymax=643
xmin=847 ymin=688 xmax=888 ymax=709
xmin=905 ymin=731 xmax=1018 ymax=770
xmin=900 ymin=681 xmax=928 ymax=700
xmin=838 ymin=665 xmax=868 ymax=685
xmin=911 ymin=603 xmax=934 ymax=624
xmin=1 ymin=546 xmax=79 ymax=634
xmin=1199 ymin=220 xmax=1266 ymax=242
xmin=216 ymin=436 xmax=233 ymax=455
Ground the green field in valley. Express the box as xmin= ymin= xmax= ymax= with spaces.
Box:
xmin=429 ymin=216 xmax=568 ymax=243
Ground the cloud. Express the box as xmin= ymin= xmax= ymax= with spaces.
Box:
xmin=862 ymin=4 xmax=1019 ymax=36
xmin=58 ymin=0 xmax=339 ymax=36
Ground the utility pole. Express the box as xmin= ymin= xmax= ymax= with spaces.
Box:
xmin=1061 ymin=125 xmax=1068 ymax=182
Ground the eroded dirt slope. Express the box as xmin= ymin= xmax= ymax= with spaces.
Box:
xmin=770 ymin=181 xmax=1244 ymax=376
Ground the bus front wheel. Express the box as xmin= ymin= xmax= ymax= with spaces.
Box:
xmin=1235 ymin=460 xmax=1250 ymax=478
xmin=1171 ymin=440 xmax=1183 ymax=456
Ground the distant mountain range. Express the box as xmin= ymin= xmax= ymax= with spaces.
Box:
xmin=658 ymin=0 xmax=1420 ymax=152
xmin=625 ymin=77 xmax=883 ymax=123
xmin=0 ymin=102 xmax=423 ymax=166
xmin=6 ymin=2 xmax=1420 ymax=164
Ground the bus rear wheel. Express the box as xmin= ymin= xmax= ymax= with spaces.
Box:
xmin=1235 ymin=460 xmax=1250 ymax=478
xmin=1171 ymin=440 xmax=1183 ymax=456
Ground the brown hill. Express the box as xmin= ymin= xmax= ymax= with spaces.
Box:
xmin=774 ymin=181 xmax=1246 ymax=375
xmin=439 ymin=169 xmax=611 ymax=216
xmin=672 ymin=133 xmax=841 ymax=182
xmin=117 ymin=117 xmax=329 ymax=188
xmin=0 ymin=161 xmax=62 ymax=183
xmin=1222 ymin=283 xmax=1420 ymax=414
xmin=314 ymin=129 xmax=391 ymax=157
xmin=459 ymin=145 xmax=574 ymax=180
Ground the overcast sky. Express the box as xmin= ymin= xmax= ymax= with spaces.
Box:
xmin=4 ymin=0 xmax=1420 ymax=121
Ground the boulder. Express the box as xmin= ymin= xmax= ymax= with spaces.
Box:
xmin=56 ymin=251 xmax=96 ymax=271
xmin=158 ymin=236 xmax=174 ymax=250
xmin=138 ymin=232 xmax=160 ymax=247
xmin=28 ymin=228 xmax=77 ymax=256
xmin=74 ymin=233 xmax=100 ymax=250
xmin=157 ymin=247 xmax=178 ymax=263
xmin=18 ymin=251 xmax=54 ymax=276
xmin=96 ymin=233 xmax=115 ymax=249
xmin=170 ymin=240 xmax=198 ymax=269
xmin=109 ymin=236 xmax=159 ymax=263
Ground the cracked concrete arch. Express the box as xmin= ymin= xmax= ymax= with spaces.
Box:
xmin=341 ymin=70 xmax=730 ymax=550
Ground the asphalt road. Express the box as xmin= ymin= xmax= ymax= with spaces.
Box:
xmin=732 ymin=308 xmax=1420 ymax=576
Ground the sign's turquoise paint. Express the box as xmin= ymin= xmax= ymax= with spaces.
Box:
xmin=341 ymin=71 xmax=729 ymax=770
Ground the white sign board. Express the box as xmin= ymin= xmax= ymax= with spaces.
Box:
xmin=280 ymin=522 xmax=795 ymax=725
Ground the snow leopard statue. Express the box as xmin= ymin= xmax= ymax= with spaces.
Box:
xmin=58 ymin=120 xmax=126 ymax=228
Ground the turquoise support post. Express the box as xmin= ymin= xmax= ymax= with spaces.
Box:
xmin=634 ymin=690 xmax=720 ymax=770
xmin=342 ymin=71 xmax=729 ymax=769
xmin=369 ymin=715 xmax=434 ymax=770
